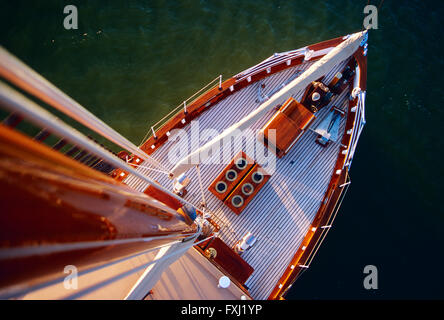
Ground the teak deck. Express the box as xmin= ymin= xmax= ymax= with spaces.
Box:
xmin=123 ymin=34 xmax=367 ymax=299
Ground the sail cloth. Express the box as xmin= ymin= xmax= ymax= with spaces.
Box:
xmin=169 ymin=31 xmax=366 ymax=178
xmin=0 ymin=47 xmax=166 ymax=172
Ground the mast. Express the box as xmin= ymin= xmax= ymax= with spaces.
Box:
xmin=0 ymin=46 xmax=167 ymax=172
xmin=0 ymin=52 xmax=201 ymax=299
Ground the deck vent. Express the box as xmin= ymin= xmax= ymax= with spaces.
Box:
xmin=231 ymin=195 xmax=244 ymax=208
xmin=215 ymin=181 xmax=228 ymax=194
xmin=235 ymin=157 xmax=248 ymax=170
xmin=251 ymin=171 xmax=264 ymax=184
xmin=241 ymin=183 xmax=254 ymax=196
xmin=225 ymin=169 xmax=238 ymax=182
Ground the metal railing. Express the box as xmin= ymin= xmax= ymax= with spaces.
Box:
xmin=139 ymin=75 xmax=223 ymax=146
xmin=234 ymin=49 xmax=307 ymax=82
xmin=280 ymin=170 xmax=351 ymax=298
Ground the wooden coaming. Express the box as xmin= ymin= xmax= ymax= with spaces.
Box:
xmin=224 ymin=165 xmax=270 ymax=215
xmin=208 ymin=151 xmax=255 ymax=201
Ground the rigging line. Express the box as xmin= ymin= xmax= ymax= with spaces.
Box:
xmin=61 ymin=234 xmax=214 ymax=300
xmin=305 ymin=175 xmax=351 ymax=268
xmin=139 ymin=76 xmax=221 ymax=146
xmin=125 ymin=156 xmax=169 ymax=175
xmin=286 ymin=179 xmax=351 ymax=294
xmin=195 ymin=165 xmax=207 ymax=207
xmin=128 ymin=163 xmax=170 ymax=175
xmin=139 ymin=127 xmax=156 ymax=147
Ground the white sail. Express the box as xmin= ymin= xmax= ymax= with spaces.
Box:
xmin=169 ymin=31 xmax=366 ymax=178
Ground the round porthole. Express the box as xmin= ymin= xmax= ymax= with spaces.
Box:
xmin=215 ymin=181 xmax=227 ymax=193
xmin=225 ymin=169 xmax=237 ymax=182
xmin=231 ymin=195 xmax=244 ymax=208
xmin=252 ymin=171 xmax=264 ymax=184
xmin=235 ymin=157 xmax=248 ymax=170
xmin=242 ymin=183 xmax=254 ymax=196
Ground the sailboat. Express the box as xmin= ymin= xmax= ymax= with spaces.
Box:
xmin=0 ymin=30 xmax=368 ymax=300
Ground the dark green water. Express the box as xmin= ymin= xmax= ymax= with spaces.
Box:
xmin=1 ymin=0 xmax=443 ymax=299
